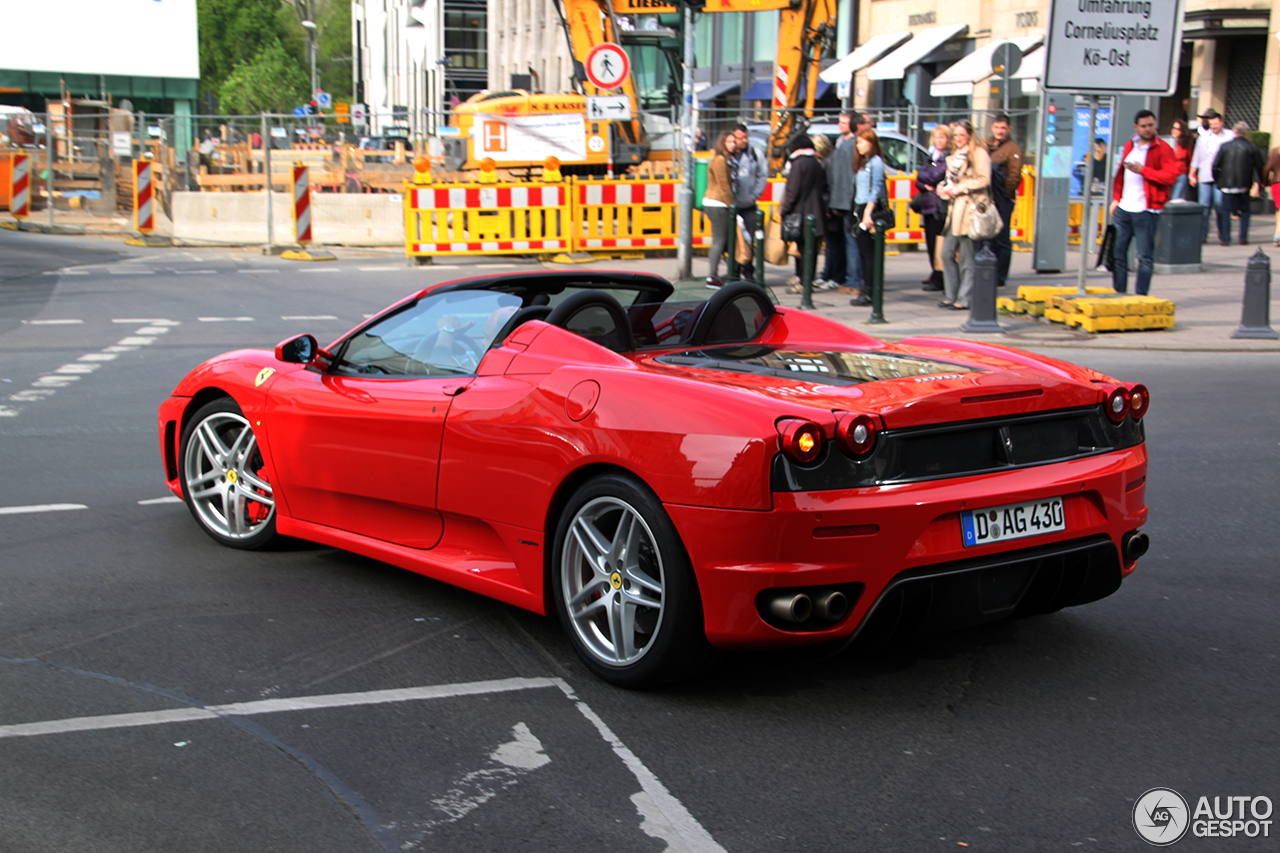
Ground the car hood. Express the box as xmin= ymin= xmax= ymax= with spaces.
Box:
xmin=641 ymin=344 xmax=1102 ymax=428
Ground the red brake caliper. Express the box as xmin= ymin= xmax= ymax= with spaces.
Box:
xmin=245 ymin=467 xmax=271 ymax=523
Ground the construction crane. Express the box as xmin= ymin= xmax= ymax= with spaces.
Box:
xmin=765 ymin=0 xmax=838 ymax=172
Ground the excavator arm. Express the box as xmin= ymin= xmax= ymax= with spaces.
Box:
xmin=554 ymin=0 xmax=646 ymax=148
xmin=766 ymin=0 xmax=837 ymax=172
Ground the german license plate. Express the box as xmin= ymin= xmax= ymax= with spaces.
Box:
xmin=961 ymin=497 xmax=1065 ymax=548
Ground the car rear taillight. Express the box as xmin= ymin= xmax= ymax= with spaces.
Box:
xmin=1105 ymin=386 xmax=1130 ymax=424
xmin=777 ymin=419 xmax=824 ymax=464
xmin=1128 ymin=383 xmax=1150 ymax=420
xmin=835 ymin=414 xmax=877 ymax=458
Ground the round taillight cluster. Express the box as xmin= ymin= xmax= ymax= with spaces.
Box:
xmin=1128 ymin=383 xmax=1150 ymax=420
xmin=777 ymin=419 xmax=824 ymax=464
xmin=836 ymin=413 xmax=877 ymax=458
xmin=1105 ymin=386 xmax=1130 ymax=424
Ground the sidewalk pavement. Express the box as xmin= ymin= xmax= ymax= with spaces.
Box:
xmin=11 ymin=207 xmax=1280 ymax=352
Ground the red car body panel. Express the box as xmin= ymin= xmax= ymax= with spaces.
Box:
xmin=159 ymin=276 xmax=1149 ymax=650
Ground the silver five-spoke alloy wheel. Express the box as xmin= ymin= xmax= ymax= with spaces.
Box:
xmin=560 ymin=496 xmax=665 ymax=666
xmin=182 ymin=409 xmax=274 ymax=542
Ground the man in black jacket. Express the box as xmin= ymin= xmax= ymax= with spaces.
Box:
xmin=1211 ymin=121 xmax=1266 ymax=245
xmin=983 ymin=114 xmax=1023 ymax=287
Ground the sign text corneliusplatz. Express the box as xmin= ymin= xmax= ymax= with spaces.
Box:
xmin=1043 ymin=0 xmax=1184 ymax=95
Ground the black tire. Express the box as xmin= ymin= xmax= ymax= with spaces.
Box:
xmin=178 ymin=397 xmax=278 ymax=550
xmin=551 ymin=473 xmax=714 ymax=688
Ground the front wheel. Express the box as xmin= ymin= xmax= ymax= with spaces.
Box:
xmin=178 ymin=397 xmax=278 ymax=550
xmin=551 ymin=473 xmax=712 ymax=688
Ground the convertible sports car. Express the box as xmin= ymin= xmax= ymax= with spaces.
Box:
xmin=158 ymin=272 xmax=1150 ymax=687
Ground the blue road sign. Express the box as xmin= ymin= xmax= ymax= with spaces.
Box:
xmin=293 ymin=106 xmax=308 ymax=117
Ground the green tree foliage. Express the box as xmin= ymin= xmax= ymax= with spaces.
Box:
xmin=217 ymin=40 xmax=311 ymax=115
xmin=198 ymin=0 xmax=283 ymax=109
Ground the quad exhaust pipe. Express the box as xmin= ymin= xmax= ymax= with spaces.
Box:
xmin=763 ymin=589 xmax=850 ymax=626
xmin=1123 ymin=530 xmax=1150 ymax=562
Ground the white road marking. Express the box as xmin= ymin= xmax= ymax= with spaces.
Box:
xmin=109 ymin=269 xmax=154 ymax=275
xmin=357 ymin=266 xmax=400 ymax=272
xmin=78 ymin=353 xmax=117 ymax=362
xmin=113 ymin=319 xmax=180 ymax=325
xmin=138 ymin=496 xmax=183 ymax=505
xmin=55 ymin=364 xmax=100 ymax=374
xmin=0 ymin=405 xmax=20 ymax=417
xmin=426 ymin=723 xmax=550 ymax=825
xmin=0 ymin=675 xmax=727 ymax=852
xmin=556 ymin=681 xmax=727 ymax=853
xmin=198 ymin=317 xmax=254 ymax=323
xmin=27 ymin=319 xmax=83 ymax=325
xmin=9 ymin=389 xmax=55 ymax=401
xmin=135 ymin=326 xmax=170 ymax=335
xmin=281 ymin=315 xmax=338 ymax=321
xmin=431 ymin=265 xmax=460 ymax=270
xmin=298 ymin=268 xmax=341 ymax=273
xmin=474 ymin=264 xmax=518 ymax=269
xmin=43 ymin=269 xmax=87 ymax=276
xmin=32 ymin=376 xmax=79 ymax=387
xmin=0 ymin=677 xmax=556 ymax=739
xmin=116 ymin=336 xmax=156 ymax=346
xmin=175 ymin=269 xmax=218 ymax=275
xmin=0 ymin=504 xmax=88 ymax=517
xmin=237 ymin=269 xmax=279 ymax=274
xmin=102 ymin=345 xmax=139 ymax=353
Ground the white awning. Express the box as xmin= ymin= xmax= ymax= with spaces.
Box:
xmin=866 ymin=24 xmax=968 ymax=81
xmin=1011 ymin=46 xmax=1045 ymax=93
xmin=819 ymin=31 xmax=912 ymax=84
xmin=928 ymin=33 xmax=1044 ymax=97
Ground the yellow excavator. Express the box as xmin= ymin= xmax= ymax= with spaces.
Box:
xmin=443 ymin=0 xmax=836 ymax=175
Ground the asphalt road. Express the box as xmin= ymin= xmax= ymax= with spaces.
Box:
xmin=1 ymin=229 xmax=1277 ymax=852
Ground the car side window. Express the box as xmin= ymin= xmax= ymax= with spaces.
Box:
xmin=335 ymin=290 xmax=519 ymax=377
xmin=881 ymin=138 xmax=907 ymax=172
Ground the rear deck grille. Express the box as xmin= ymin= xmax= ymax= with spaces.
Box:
xmin=773 ymin=406 xmax=1144 ymax=492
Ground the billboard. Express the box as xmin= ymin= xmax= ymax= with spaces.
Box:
xmin=6 ymin=0 xmax=198 ymax=80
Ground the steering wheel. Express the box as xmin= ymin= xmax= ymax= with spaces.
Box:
xmin=409 ymin=330 xmax=483 ymax=369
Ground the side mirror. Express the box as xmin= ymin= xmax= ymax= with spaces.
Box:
xmin=275 ymin=334 xmax=318 ymax=364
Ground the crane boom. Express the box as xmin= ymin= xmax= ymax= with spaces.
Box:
xmin=766 ymin=0 xmax=837 ymax=172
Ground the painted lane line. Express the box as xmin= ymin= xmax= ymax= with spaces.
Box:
xmin=555 ymin=680 xmax=728 ymax=853
xmin=9 ymin=389 xmax=56 ymax=401
xmin=109 ymin=269 xmax=154 ymax=275
xmin=237 ymin=269 xmax=279 ymax=274
xmin=78 ymin=353 xmax=118 ymax=362
xmin=0 ymin=504 xmax=88 ymax=517
xmin=198 ymin=317 xmax=255 ymax=323
xmin=26 ymin=319 xmax=83 ymax=325
xmin=357 ymin=266 xmax=399 ymax=272
xmin=116 ymin=337 xmax=156 ymax=346
xmin=0 ymin=677 xmax=558 ymax=739
xmin=281 ymin=315 xmax=338 ymax=321
xmin=32 ymin=376 xmax=79 ymax=387
xmin=138 ymin=496 xmax=183 ymax=505
xmin=175 ymin=269 xmax=218 ymax=275
xmin=102 ymin=345 xmax=139 ymax=353
xmin=113 ymin=319 xmax=180 ymax=325
xmin=55 ymin=364 xmax=100 ymax=375
xmin=299 ymin=268 xmax=341 ymax=274
xmin=0 ymin=405 xmax=19 ymax=417
xmin=43 ymin=270 xmax=87 ymax=276
xmin=135 ymin=326 xmax=170 ymax=335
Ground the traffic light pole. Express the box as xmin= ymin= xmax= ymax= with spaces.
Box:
xmin=676 ymin=2 xmax=696 ymax=279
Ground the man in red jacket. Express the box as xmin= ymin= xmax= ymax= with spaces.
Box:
xmin=1108 ymin=109 xmax=1178 ymax=295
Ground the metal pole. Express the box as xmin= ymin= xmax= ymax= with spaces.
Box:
xmin=800 ymin=214 xmax=816 ymax=310
xmin=262 ymin=112 xmax=274 ymax=251
xmin=868 ymin=228 xmax=886 ymax=323
xmin=755 ymin=227 xmax=765 ymax=288
xmin=1077 ymin=95 xmax=1098 ymax=296
xmin=46 ymin=112 xmax=54 ymax=229
xmin=725 ymin=214 xmax=737 ymax=280
xmin=676 ymin=2 xmax=695 ymax=279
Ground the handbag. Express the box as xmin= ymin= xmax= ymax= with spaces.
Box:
xmin=871 ymin=197 xmax=896 ymax=231
xmin=764 ymin=217 xmax=789 ymax=266
xmin=781 ymin=212 xmax=804 ymax=243
xmin=1096 ymin=223 xmax=1117 ymax=271
xmin=908 ymin=193 xmax=925 ymax=215
xmin=966 ymin=197 xmax=1003 ymax=241
xmin=735 ymin=216 xmax=754 ymax=265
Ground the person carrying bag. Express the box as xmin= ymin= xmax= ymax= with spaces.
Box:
xmin=936 ymin=120 xmax=994 ymax=310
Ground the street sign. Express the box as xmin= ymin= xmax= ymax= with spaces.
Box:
xmin=352 ymin=103 xmax=367 ymax=127
xmin=1043 ymin=0 xmax=1184 ymax=95
xmin=584 ymin=43 xmax=630 ymax=91
xmin=293 ymin=106 xmax=308 ymax=117
xmin=586 ymin=95 xmax=632 ymax=120
xmin=992 ymin=42 xmax=1022 ymax=78
xmin=314 ymin=90 xmax=332 ymax=109
xmin=335 ymin=102 xmax=350 ymax=124
xmin=111 ymin=131 xmax=133 ymax=157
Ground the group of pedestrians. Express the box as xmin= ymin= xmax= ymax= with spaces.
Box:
xmin=703 ymin=124 xmax=769 ymax=280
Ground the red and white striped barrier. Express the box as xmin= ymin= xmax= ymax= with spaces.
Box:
xmin=10 ymin=153 xmax=29 ymax=219
xmin=293 ymin=165 xmax=311 ymax=244
xmin=133 ymin=159 xmax=154 ymax=233
xmin=408 ymin=185 xmax=565 ymax=210
xmin=405 ymin=182 xmax=570 ymax=256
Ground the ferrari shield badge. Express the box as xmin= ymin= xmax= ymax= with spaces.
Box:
xmin=255 ymin=368 xmax=275 ymax=387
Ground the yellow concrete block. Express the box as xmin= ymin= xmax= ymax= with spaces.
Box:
xmin=1076 ymin=299 xmax=1130 ymax=317
xmin=1079 ymin=315 xmax=1127 ymax=332
xmin=1123 ymin=314 xmax=1176 ymax=330
xmin=1065 ymin=313 xmax=1084 ymax=328
xmin=996 ymin=297 xmax=1016 ymax=313
xmin=1015 ymin=285 xmax=1112 ymax=304
xmin=1044 ymin=307 xmax=1067 ymax=323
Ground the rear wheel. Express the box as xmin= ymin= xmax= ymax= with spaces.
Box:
xmin=552 ymin=473 xmax=712 ymax=687
xmin=178 ymin=397 xmax=278 ymax=550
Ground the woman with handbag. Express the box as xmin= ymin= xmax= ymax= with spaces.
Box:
xmin=778 ymin=133 xmax=829 ymax=292
xmin=848 ymin=129 xmax=887 ymax=307
xmin=702 ymin=131 xmax=738 ymax=278
xmin=936 ymin=120 xmax=994 ymax=310
xmin=915 ymin=125 xmax=951 ymax=292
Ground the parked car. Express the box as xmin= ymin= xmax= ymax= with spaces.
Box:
xmin=160 ymin=272 xmax=1151 ymax=688
xmin=359 ymin=135 xmax=414 ymax=161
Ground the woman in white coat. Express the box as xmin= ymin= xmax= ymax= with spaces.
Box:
xmin=936 ymin=120 xmax=993 ymax=310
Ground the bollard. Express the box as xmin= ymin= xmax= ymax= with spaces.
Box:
xmin=961 ymin=243 xmax=1005 ymax=333
xmin=726 ymin=216 xmax=738 ymax=280
xmin=755 ymin=228 xmax=766 ymax=289
xmin=800 ymin=214 xmax=817 ymax=310
xmin=1232 ymin=248 xmax=1279 ymax=339
xmin=869 ymin=226 xmax=888 ymax=324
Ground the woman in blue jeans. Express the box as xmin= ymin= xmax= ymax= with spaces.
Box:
xmin=849 ymin=129 xmax=885 ymax=307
